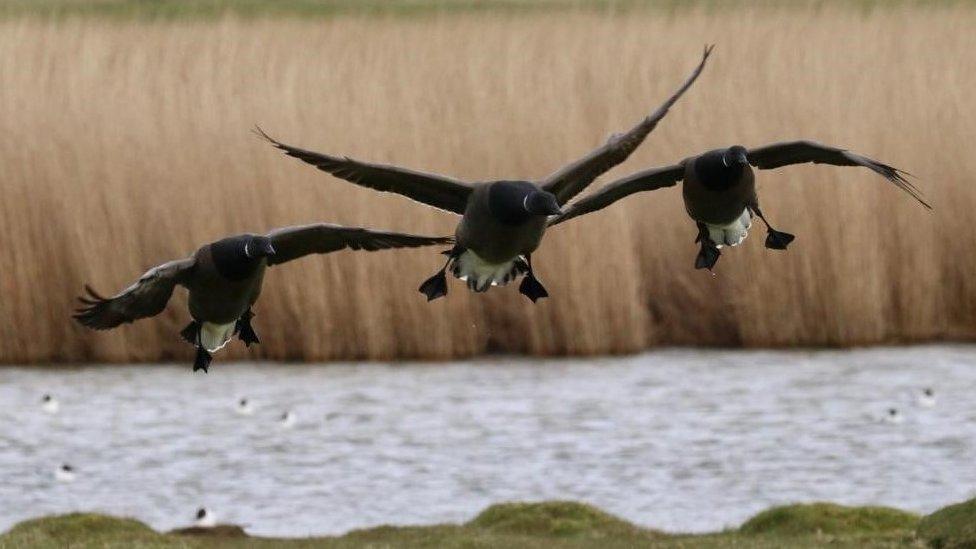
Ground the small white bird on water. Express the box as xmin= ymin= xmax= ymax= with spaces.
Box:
xmin=881 ymin=408 xmax=904 ymax=425
xmin=916 ymin=388 xmax=936 ymax=408
xmin=194 ymin=507 xmax=216 ymax=528
xmin=41 ymin=394 xmax=59 ymax=415
xmin=278 ymin=411 xmax=296 ymax=429
xmin=55 ymin=464 xmax=76 ymax=483
xmin=235 ymin=397 xmax=255 ymax=416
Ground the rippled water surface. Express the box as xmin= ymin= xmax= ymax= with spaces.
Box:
xmin=2 ymin=346 xmax=975 ymax=536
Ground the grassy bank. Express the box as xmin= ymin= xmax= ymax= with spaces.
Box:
xmin=1 ymin=0 xmax=971 ymax=21
xmin=0 ymin=7 xmax=973 ymax=363
xmin=0 ymin=500 xmax=933 ymax=548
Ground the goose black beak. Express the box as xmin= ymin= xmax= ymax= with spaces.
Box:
xmin=263 ymin=242 xmax=277 ymax=257
xmin=524 ymin=191 xmax=563 ymax=216
xmin=541 ymin=195 xmax=562 ymax=216
xmin=737 ymin=151 xmax=749 ymax=165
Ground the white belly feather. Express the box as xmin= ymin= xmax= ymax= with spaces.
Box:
xmin=199 ymin=322 xmax=237 ymax=352
xmin=707 ymin=208 xmax=753 ymax=248
xmin=449 ymin=250 xmax=527 ymax=292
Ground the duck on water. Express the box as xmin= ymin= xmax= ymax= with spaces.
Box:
xmin=41 ymin=394 xmax=59 ymax=415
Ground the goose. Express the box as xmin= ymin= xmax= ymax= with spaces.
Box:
xmin=278 ymin=410 xmax=296 ymax=428
xmin=54 ymin=464 xmax=76 ymax=483
xmin=551 ymin=142 xmax=930 ymax=270
xmin=916 ymin=388 xmax=936 ymax=408
xmin=235 ymin=398 xmax=255 ymax=416
xmin=194 ymin=507 xmax=216 ymax=528
xmin=258 ymin=46 xmax=712 ymax=301
xmin=74 ymin=224 xmax=450 ymax=372
xmin=41 ymin=394 xmax=59 ymax=415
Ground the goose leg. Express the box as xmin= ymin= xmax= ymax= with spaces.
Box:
xmin=179 ymin=320 xmax=200 ymax=345
xmin=418 ymin=247 xmax=459 ymax=302
xmin=518 ymin=254 xmax=549 ymax=303
xmin=183 ymin=320 xmax=213 ymax=372
xmin=694 ymin=222 xmax=721 ymax=270
xmin=236 ymin=309 xmax=260 ymax=347
xmin=751 ymin=205 xmax=795 ymax=250
xmin=193 ymin=345 xmax=212 ymax=373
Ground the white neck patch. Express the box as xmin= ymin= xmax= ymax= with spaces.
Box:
xmin=244 ymin=242 xmax=251 ymax=258
xmin=523 ymin=195 xmax=531 ymax=211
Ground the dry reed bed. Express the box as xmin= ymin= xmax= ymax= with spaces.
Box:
xmin=0 ymin=8 xmax=972 ymax=363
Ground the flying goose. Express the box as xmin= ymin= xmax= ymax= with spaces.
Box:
xmin=258 ymin=47 xmax=712 ymax=302
xmin=73 ymin=224 xmax=450 ymax=372
xmin=552 ymin=141 xmax=930 ymax=269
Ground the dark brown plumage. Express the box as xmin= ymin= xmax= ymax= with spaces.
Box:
xmin=552 ymin=141 xmax=930 ymax=270
xmin=74 ymin=224 xmax=451 ymax=372
xmin=258 ymin=46 xmax=713 ymax=302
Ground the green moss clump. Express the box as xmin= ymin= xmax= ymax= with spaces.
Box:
xmin=740 ymin=503 xmax=920 ymax=536
xmin=0 ymin=500 xmax=936 ymax=548
xmin=917 ymin=497 xmax=976 ymax=549
xmin=467 ymin=500 xmax=649 ymax=538
xmin=1 ymin=513 xmax=167 ymax=547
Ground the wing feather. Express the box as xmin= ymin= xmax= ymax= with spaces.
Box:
xmin=73 ymin=258 xmax=194 ymax=330
xmin=256 ymin=127 xmax=472 ymax=215
xmin=266 ymin=224 xmax=452 ymax=266
xmin=550 ymin=163 xmax=685 ymax=226
xmin=540 ymin=45 xmax=712 ymax=205
xmin=747 ymin=140 xmax=930 ymax=208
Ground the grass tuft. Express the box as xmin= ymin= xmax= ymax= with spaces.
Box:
xmin=917 ymin=497 xmax=976 ymax=549
xmin=1 ymin=513 xmax=165 ymax=547
xmin=0 ymin=501 xmax=941 ymax=548
xmin=468 ymin=500 xmax=651 ymax=538
xmin=739 ymin=503 xmax=920 ymax=536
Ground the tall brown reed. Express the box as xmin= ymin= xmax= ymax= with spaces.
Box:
xmin=0 ymin=7 xmax=972 ymax=364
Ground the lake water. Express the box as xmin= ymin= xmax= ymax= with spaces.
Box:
xmin=1 ymin=345 xmax=975 ymax=537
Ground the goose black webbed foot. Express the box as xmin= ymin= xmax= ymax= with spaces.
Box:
xmin=764 ymin=229 xmax=796 ymax=250
xmin=193 ymin=346 xmax=212 ymax=373
xmin=236 ymin=310 xmax=260 ymax=347
xmin=420 ymin=247 xmax=461 ymax=301
xmin=694 ymin=223 xmax=721 ymax=271
xmin=419 ymin=270 xmax=448 ymax=301
xmin=695 ymin=244 xmax=721 ymax=270
xmin=518 ymin=254 xmax=548 ymax=303
xmin=518 ymin=274 xmax=549 ymax=303
xmin=750 ymin=205 xmax=795 ymax=251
